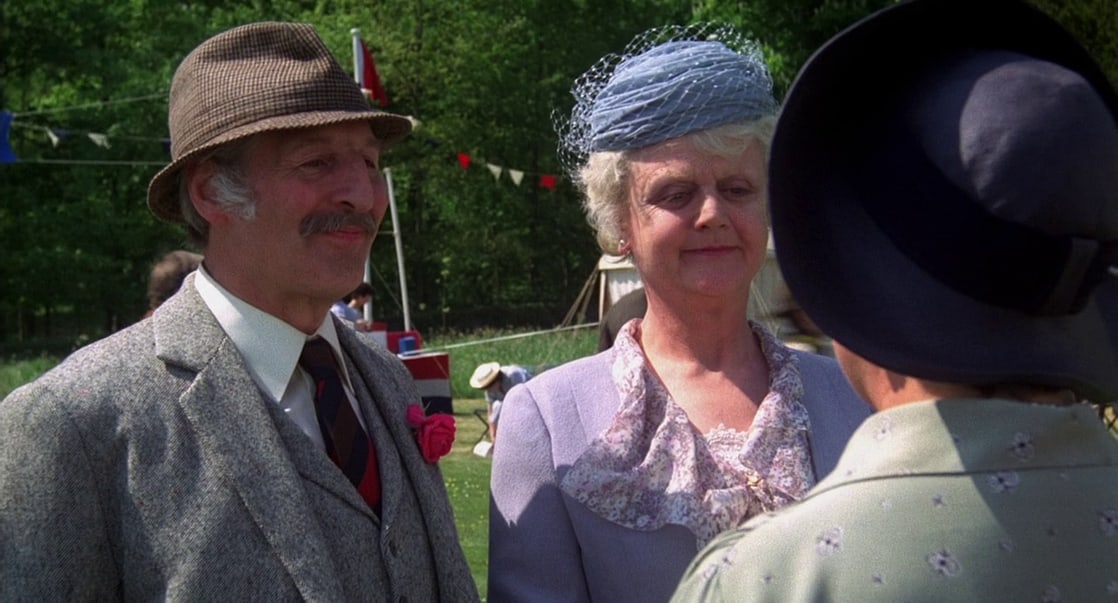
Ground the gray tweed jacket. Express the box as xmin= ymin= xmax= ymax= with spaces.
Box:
xmin=0 ymin=277 xmax=478 ymax=602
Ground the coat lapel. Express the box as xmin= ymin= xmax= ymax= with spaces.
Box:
xmin=153 ymin=278 xmax=346 ymax=601
xmin=336 ymin=325 xmax=478 ymax=599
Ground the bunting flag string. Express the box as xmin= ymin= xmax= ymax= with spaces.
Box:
xmin=451 ymin=150 xmax=561 ymax=190
xmin=4 ymin=106 xmax=567 ymax=188
xmin=2 ymin=92 xmax=168 ymax=165
xmin=1 ymin=118 xmax=170 ymax=165
xmin=10 ymin=120 xmax=169 ymax=145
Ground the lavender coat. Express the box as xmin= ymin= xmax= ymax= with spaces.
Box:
xmin=488 ymin=346 xmax=869 ymax=603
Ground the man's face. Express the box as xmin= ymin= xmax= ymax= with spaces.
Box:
xmin=207 ymin=121 xmax=387 ymax=324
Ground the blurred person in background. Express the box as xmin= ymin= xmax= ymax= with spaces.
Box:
xmin=332 ymin=281 xmax=376 ymax=331
xmin=144 ymin=249 xmax=203 ymax=318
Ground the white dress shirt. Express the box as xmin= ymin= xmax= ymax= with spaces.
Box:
xmin=194 ymin=265 xmax=365 ymax=449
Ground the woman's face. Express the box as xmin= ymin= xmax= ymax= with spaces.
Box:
xmin=622 ymin=136 xmax=768 ymax=304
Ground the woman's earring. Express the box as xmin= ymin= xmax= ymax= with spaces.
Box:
xmin=618 ymin=239 xmax=629 ymax=255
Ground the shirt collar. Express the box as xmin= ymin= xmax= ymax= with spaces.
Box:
xmin=194 ymin=265 xmax=346 ymax=402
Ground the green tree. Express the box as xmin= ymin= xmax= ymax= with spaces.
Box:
xmin=4 ymin=0 xmax=1117 ymax=352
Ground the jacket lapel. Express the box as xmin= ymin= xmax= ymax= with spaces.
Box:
xmin=268 ymin=395 xmax=375 ymax=519
xmin=337 ymin=325 xmax=478 ymax=599
xmin=153 ymin=277 xmax=346 ymax=601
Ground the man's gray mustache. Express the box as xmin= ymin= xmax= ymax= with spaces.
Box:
xmin=300 ymin=212 xmax=379 ymax=237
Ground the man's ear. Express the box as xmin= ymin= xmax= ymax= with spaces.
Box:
xmin=184 ymin=160 xmax=230 ymax=226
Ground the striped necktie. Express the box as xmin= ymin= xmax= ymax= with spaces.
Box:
xmin=299 ymin=337 xmax=380 ymax=512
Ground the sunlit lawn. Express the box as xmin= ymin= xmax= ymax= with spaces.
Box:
xmin=6 ymin=325 xmax=1118 ymax=601
xmin=442 ymin=397 xmax=493 ymax=600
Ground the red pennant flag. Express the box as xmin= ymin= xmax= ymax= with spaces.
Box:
xmin=457 ymin=153 xmax=472 ymax=170
xmin=358 ymin=40 xmax=390 ymax=107
xmin=539 ymin=174 xmax=557 ymax=190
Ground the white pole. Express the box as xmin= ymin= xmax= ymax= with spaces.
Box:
xmin=385 ymin=168 xmax=412 ymax=332
xmin=352 ymin=28 xmax=375 ymax=324
xmin=350 ymin=28 xmax=362 ymax=86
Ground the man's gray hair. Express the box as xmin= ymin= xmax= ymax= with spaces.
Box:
xmin=177 ymin=137 xmax=257 ymax=247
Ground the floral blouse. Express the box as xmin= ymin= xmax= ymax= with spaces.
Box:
xmin=673 ymin=399 xmax=1118 ymax=602
xmin=559 ymin=319 xmax=815 ymax=549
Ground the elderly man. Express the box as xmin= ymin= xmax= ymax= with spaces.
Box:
xmin=673 ymin=0 xmax=1118 ymax=600
xmin=0 ymin=22 xmax=477 ymax=601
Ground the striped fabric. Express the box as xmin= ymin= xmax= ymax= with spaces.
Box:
xmin=300 ymin=337 xmax=380 ymax=512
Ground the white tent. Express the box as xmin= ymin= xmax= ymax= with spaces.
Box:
xmin=596 ymin=254 xmax=642 ymax=319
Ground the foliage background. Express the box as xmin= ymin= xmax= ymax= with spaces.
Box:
xmin=3 ymin=0 xmax=1115 ymax=355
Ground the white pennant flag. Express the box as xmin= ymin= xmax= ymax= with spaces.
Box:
xmin=88 ymin=133 xmax=111 ymax=148
xmin=508 ymin=169 xmax=524 ymax=186
xmin=46 ymin=128 xmax=61 ymax=147
xmin=486 ymin=163 xmax=503 ymax=181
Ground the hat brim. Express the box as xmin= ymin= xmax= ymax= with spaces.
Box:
xmin=469 ymin=362 xmax=502 ymax=389
xmin=147 ymin=109 xmax=412 ymax=224
xmin=470 ymin=373 xmax=500 ymax=389
xmin=770 ymin=0 xmax=1118 ymax=400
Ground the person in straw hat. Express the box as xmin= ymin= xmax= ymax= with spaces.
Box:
xmin=488 ymin=22 xmax=869 ymax=603
xmin=673 ymin=0 xmax=1118 ymax=600
xmin=0 ymin=22 xmax=478 ymax=601
xmin=469 ymin=361 xmax=532 ymax=443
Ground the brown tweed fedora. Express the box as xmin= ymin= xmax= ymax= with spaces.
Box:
xmin=769 ymin=0 xmax=1118 ymax=401
xmin=147 ymin=22 xmax=413 ymax=224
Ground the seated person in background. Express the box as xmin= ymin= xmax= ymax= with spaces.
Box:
xmin=144 ymin=249 xmax=203 ymax=318
xmin=597 ymin=287 xmax=647 ymax=351
xmin=673 ymin=1 xmax=1118 ymax=600
xmin=469 ymin=362 xmax=532 ymax=442
xmin=331 ymin=282 xmax=375 ymax=331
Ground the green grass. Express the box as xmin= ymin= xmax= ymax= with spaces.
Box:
xmin=426 ymin=325 xmax=598 ymax=600
xmin=426 ymin=324 xmax=598 ymax=399
xmin=0 ymin=355 xmax=58 ymax=399
xmin=0 ymin=326 xmax=599 ymax=601
xmin=443 ymin=397 xmax=493 ymax=599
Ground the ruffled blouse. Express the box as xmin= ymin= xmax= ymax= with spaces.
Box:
xmin=559 ymin=319 xmax=815 ymax=549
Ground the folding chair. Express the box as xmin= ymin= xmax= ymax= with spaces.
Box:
xmin=472 ymin=408 xmax=491 ymax=445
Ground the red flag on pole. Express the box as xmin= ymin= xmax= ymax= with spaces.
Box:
xmin=357 ymin=39 xmax=390 ymax=107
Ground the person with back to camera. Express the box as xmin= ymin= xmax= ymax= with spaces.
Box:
xmin=487 ymin=22 xmax=870 ymax=603
xmin=673 ymin=0 xmax=1118 ymax=600
xmin=144 ymin=249 xmax=203 ymax=318
xmin=0 ymin=22 xmax=476 ymax=601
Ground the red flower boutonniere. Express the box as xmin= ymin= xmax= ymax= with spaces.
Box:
xmin=407 ymin=404 xmax=456 ymax=463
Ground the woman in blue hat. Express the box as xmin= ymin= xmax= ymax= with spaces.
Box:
xmin=487 ymin=23 xmax=870 ymax=602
